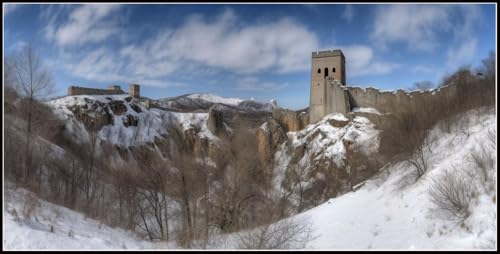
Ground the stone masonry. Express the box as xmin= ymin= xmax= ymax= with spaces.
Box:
xmin=309 ymin=49 xmax=457 ymax=124
xmin=310 ymin=50 xmax=346 ymax=123
xmin=68 ymin=84 xmax=141 ymax=98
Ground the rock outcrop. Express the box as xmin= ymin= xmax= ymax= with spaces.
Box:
xmin=68 ymin=102 xmax=113 ymax=130
xmin=272 ymin=108 xmax=309 ymax=132
xmin=207 ymin=107 xmax=225 ymax=136
xmin=271 ymin=114 xmax=381 ymax=211
xmin=108 ymin=100 xmax=127 ymax=115
xmin=257 ymin=119 xmax=287 ymax=165
xmin=122 ymin=114 xmax=138 ymax=127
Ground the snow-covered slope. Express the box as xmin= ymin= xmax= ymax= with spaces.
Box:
xmin=47 ymin=94 xmax=218 ymax=147
xmin=285 ymin=113 xmax=379 ymax=167
xmin=3 ymin=185 xmax=170 ymax=250
xmin=277 ymin=109 xmax=497 ymax=249
xmin=5 ymin=99 xmax=495 ymax=250
xmin=158 ymin=93 xmax=277 ymax=112
xmin=186 ymin=93 xmax=244 ymax=106
xmin=270 ymin=113 xmax=380 ymax=208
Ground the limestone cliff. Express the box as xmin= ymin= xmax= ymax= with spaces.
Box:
xmin=259 ymin=112 xmax=382 ymax=211
xmin=47 ymin=94 xmax=223 ymax=163
xmin=271 ymin=108 xmax=309 ymax=132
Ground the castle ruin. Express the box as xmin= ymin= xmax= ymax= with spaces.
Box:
xmin=309 ymin=49 xmax=457 ymax=124
xmin=68 ymin=84 xmax=141 ymax=98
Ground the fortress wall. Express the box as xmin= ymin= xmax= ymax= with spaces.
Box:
xmin=346 ymin=84 xmax=457 ymax=115
xmin=68 ymin=86 xmax=125 ymax=96
xmin=325 ymin=79 xmax=350 ymax=116
xmin=309 ymin=78 xmax=326 ymax=124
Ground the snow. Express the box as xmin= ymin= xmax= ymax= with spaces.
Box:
xmin=5 ymin=101 xmax=495 ymax=250
xmin=270 ymin=99 xmax=278 ymax=108
xmin=200 ymin=108 xmax=496 ymax=250
xmin=159 ymin=93 xmax=277 ymax=112
xmin=352 ymin=107 xmax=382 ymax=115
xmin=271 ymin=113 xmax=380 ymax=200
xmin=331 ymin=112 xmax=349 ymax=121
xmin=186 ymin=93 xmax=244 ymax=106
xmin=273 ymin=108 xmax=497 ymax=250
xmin=288 ymin=113 xmax=378 ymax=167
xmin=3 ymin=185 xmax=170 ymax=250
xmin=47 ymin=95 xmax=218 ymax=147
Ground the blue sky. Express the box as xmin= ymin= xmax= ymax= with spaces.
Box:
xmin=3 ymin=4 xmax=496 ymax=109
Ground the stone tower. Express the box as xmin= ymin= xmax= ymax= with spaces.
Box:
xmin=129 ymin=84 xmax=140 ymax=98
xmin=309 ymin=49 xmax=346 ymax=123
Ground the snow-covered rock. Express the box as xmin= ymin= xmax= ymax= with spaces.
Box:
xmin=268 ymin=108 xmax=496 ymax=249
xmin=270 ymin=113 xmax=381 ymax=211
xmin=47 ymin=95 xmax=218 ymax=148
xmin=158 ymin=93 xmax=277 ymax=113
xmin=351 ymin=107 xmax=382 ymax=115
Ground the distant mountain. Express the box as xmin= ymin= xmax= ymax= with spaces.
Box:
xmin=157 ymin=93 xmax=278 ymax=113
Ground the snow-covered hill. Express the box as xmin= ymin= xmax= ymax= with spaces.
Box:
xmin=47 ymin=94 xmax=218 ymax=148
xmin=267 ymin=113 xmax=380 ymax=209
xmin=185 ymin=93 xmax=244 ymax=106
xmin=266 ymin=108 xmax=497 ymax=249
xmin=158 ymin=93 xmax=277 ymax=112
xmin=3 ymin=184 xmax=170 ymax=250
xmin=4 ymin=106 xmax=496 ymax=250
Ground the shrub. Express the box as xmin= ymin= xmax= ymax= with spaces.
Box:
xmin=428 ymin=167 xmax=477 ymax=221
xmin=22 ymin=192 xmax=40 ymax=219
xmin=468 ymin=140 xmax=496 ymax=193
xmin=236 ymin=217 xmax=313 ymax=249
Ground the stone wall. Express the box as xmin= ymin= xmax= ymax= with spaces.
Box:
xmin=68 ymin=86 xmax=125 ymax=96
xmin=346 ymin=84 xmax=457 ymax=114
xmin=310 ymin=77 xmax=458 ymax=124
xmin=325 ymin=78 xmax=351 ymax=117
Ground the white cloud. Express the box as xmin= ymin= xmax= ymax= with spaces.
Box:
xmin=444 ymin=5 xmax=481 ymax=71
xmin=342 ymin=5 xmax=354 ymax=23
xmin=454 ymin=5 xmax=481 ymax=40
xmin=40 ymin=5 xmax=66 ymax=42
xmin=159 ymin=10 xmax=318 ymax=73
xmin=371 ymin=5 xmax=482 ymax=54
xmin=64 ymin=47 xmax=186 ymax=88
xmin=446 ymin=39 xmax=477 ymax=70
xmin=237 ymin=77 xmax=289 ymax=92
xmin=341 ymin=45 xmax=399 ymax=77
xmin=47 ymin=4 xmax=122 ymax=46
xmin=371 ymin=5 xmax=452 ymax=51
xmin=65 ymin=9 xmax=322 ymax=83
xmin=48 ymin=8 xmax=400 ymax=89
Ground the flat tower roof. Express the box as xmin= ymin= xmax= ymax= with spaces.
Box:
xmin=312 ymin=49 xmax=344 ymax=58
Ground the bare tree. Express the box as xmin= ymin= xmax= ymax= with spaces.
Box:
xmin=210 ymin=127 xmax=269 ymax=235
xmin=7 ymin=43 xmax=54 ymax=185
xmin=283 ymin=163 xmax=307 ymax=213
xmin=384 ymin=111 xmax=432 ymax=180
xmin=80 ymin=118 xmax=100 ymax=213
